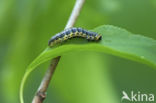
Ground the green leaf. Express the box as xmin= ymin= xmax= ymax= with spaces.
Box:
xmin=20 ymin=25 xmax=156 ymax=103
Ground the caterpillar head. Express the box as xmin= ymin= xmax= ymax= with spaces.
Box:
xmin=48 ymin=39 xmax=54 ymax=47
xmin=96 ymin=34 xmax=102 ymax=41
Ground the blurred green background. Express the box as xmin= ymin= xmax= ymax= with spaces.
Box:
xmin=0 ymin=0 xmax=156 ymax=103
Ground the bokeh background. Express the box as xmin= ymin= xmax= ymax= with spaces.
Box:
xmin=0 ymin=0 xmax=156 ymax=103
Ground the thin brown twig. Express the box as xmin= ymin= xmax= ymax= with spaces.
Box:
xmin=32 ymin=57 xmax=60 ymax=103
xmin=32 ymin=0 xmax=85 ymax=103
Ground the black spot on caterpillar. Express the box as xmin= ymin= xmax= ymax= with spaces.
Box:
xmin=48 ymin=27 xmax=102 ymax=47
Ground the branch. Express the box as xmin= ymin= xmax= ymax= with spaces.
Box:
xmin=32 ymin=0 xmax=85 ymax=103
xmin=65 ymin=0 xmax=85 ymax=29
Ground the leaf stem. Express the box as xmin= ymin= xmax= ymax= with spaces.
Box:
xmin=32 ymin=0 xmax=85 ymax=103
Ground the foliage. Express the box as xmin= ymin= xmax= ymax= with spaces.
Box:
xmin=0 ymin=0 xmax=156 ymax=103
xmin=20 ymin=25 xmax=156 ymax=103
